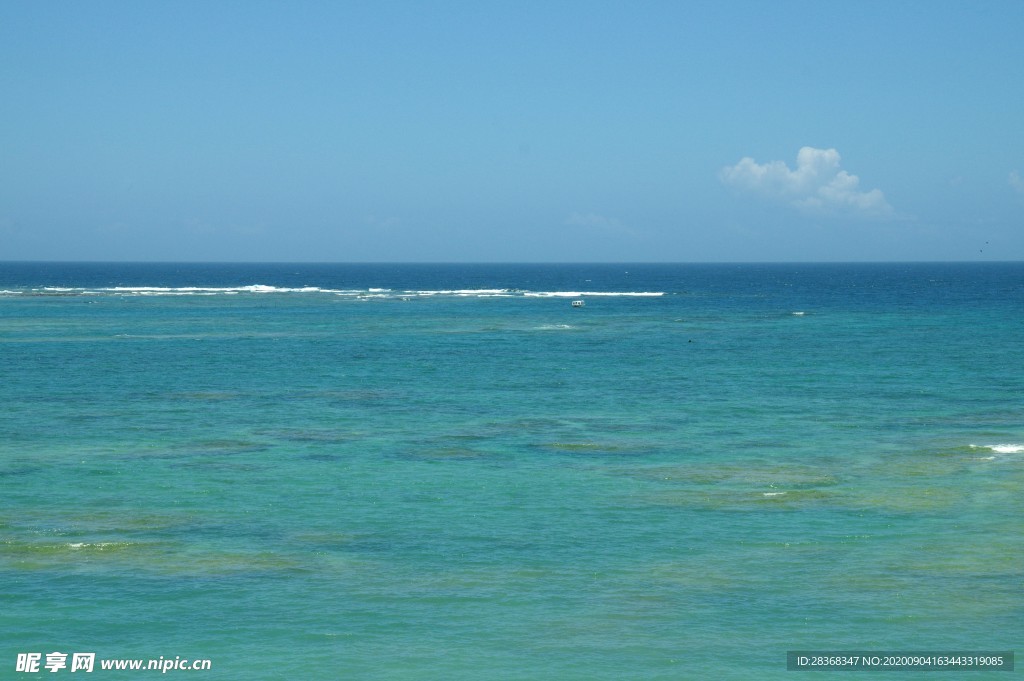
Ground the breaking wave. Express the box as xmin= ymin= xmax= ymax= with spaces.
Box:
xmin=3 ymin=286 xmax=666 ymax=300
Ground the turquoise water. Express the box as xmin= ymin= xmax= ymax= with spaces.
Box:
xmin=2 ymin=263 xmax=1022 ymax=679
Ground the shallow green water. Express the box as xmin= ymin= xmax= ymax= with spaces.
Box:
xmin=2 ymin=263 xmax=1022 ymax=678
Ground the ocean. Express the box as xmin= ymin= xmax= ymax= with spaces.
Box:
xmin=1 ymin=262 xmax=1021 ymax=679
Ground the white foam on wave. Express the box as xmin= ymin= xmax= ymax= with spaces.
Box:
xmin=413 ymin=289 xmax=512 ymax=296
xmin=969 ymin=444 xmax=1024 ymax=460
xmin=524 ymin=291 xmax=664 ymax=298
xmin=14 ymin=285 xmax=355 ymax=297
xmin=91 ymin=285 xmax=351 ymax=296
xmin=15 ymin=285 xmax=666 ymax=300
xmin=66 ymin=542 xmax=128 ymax=550
xmin=971 ymin=443 xmax=1024 ymax=454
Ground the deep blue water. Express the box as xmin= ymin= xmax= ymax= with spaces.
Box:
xmin=2 ymin=262 xmax=1022 ymax=679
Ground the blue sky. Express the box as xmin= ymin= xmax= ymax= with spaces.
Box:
xmin=2 ymin=1 xmax=1022 ymax=262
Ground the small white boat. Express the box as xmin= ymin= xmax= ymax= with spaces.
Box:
xmin=571 ymin=300 xmax=585 ymax=307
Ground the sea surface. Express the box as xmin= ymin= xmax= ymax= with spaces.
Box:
xmin=1 ymin=262 xmax=1022 ymax=679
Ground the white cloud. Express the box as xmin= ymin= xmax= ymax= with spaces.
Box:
xmin=720 ymin=147 xmax=894 ymax=218
xmin=565 ymin=212 xmax=624 ymax=230
xmin=564 ymin=212 xmax=638 ymax=237
xmin=1009 ymin=170 xmax=1024 ymax=194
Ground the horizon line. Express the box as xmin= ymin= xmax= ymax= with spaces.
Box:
xmin=2 ymin=259 xmax=1021 ymax=266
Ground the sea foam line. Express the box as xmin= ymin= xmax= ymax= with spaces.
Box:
xmin=103 ymin=285 xmax=339 ymax=294
xmin=523 ymin=291 xmax=664 ymax=298
xmin=10 ymin=286 xmax=666 ymax=299
xmin=970 ymin=443 xmax=1024 ymax=454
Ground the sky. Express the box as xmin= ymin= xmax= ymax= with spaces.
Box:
xmin=1 ymin=0 xmax=1023 ymax=262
